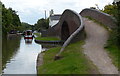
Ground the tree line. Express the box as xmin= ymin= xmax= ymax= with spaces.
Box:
xmin=102 ymin=2 xmax=120 ymax=47
xmin=1 ymin=1 xmax=49 ymax=35
xmin=1 ymin=1 xmax=21 ymax=34
xmin=34 ymin=18 xmax=49 ymax=32
xmin=20 ymin=18 xmax=49 ymax=32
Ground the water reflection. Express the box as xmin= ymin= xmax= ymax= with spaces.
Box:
xmin=2 ymin=35 xmax=41 ymax=74
xmin=2 ymin=35 xmax=21 ymax=70
xmin=2 ymin=34 xmax=61 ymax=75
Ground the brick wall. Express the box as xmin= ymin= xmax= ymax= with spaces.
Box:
xmin=41 ymin=9 xmax=84 ymax=41
xmin=80 ymin=8 xmax=117 ymax=29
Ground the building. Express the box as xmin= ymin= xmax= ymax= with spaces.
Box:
xmin=49 ymin=10 xmax=61 ymax=27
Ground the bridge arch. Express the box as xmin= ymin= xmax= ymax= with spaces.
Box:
xmin=41 ymin=9 xmax=85 ymax=43
xmin=61 ymin=21 xmax=70 ymax=41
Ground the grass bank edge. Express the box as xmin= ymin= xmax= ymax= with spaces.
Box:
xmin=34 ymin=33 xmax=60 ymax=41
xmin=105 ymin=45 xmax=119 ymax=70
xmin=38 ymin=41 xmax=99 ymax=74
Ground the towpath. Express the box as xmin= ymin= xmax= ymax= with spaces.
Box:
xmin=83 ymin=18 xmax=118 ymax=74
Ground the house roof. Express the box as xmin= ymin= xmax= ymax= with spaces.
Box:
xmin=50 ymin=14 xmax=61 ymax=20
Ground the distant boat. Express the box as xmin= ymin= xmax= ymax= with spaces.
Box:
xmin=24 ymin=30 xmax=34 ymax=43
xmin=9 ymin=30 xmax=17 ymax=34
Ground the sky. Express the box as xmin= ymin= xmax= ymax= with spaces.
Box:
xmin=1 ymin=0 xmax=114 ymax=25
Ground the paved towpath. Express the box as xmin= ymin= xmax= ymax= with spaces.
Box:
xmin=83 ymin=18 xmax=118 ymax=74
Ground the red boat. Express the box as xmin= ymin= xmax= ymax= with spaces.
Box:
xmin=24 ymin=30 xmax=34 ymax=43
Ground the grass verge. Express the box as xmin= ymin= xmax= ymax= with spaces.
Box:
xmin=34 ymin=33 xmax=41 ymax=37
xmin=105 ymin=45 xmax=119 ymax=70
xmin=38 ymin=41 xmax=99 ymax=74
xmin=34 ymin=33 xmax=60 ymax=41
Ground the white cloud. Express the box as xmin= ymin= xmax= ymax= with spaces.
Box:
xmin=1 ymin=0 xmax=113 ymax=24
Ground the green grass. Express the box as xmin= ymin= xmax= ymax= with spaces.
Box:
xmin=34 ymin=33 xmax=60 ymax=41
xmin=38 ymin=41 xmax=99 ymax=74
xmin=105 ymin=45 xmax=119 ymax=70
xmin=35 ymin=37 xmax=60 ymax=41
xmin=34 ymin=33 xmax=41 ymax=37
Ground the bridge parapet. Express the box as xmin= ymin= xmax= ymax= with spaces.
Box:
xmin=80 ymin=8 xmax=117 ymax=29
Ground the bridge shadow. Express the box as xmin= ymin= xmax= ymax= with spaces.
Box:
xmin=61 ymin=21 xmax=70 ymax=41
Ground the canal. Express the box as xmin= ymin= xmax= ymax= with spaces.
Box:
xmin=2 ymin=35 xmax=42 ymax=74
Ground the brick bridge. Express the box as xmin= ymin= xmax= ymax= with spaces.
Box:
xmin=42 ymin=9 xmax=84 ymax=43
xmin=40 ymin=8 xmax=118 ymax=74
xmin=41 ymin=8 xmax=116 ymax=43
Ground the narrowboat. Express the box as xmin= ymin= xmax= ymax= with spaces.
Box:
xmin=24 ymin=30 xmax=34 ymax=43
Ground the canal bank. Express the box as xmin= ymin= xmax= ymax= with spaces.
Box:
xmin=34 ymin=33 xmax=63 ymax=73
xmin=34 ymin=33 xmax=99 ymax=74
xmin=36 ymin=40 xmax=99 ymax=74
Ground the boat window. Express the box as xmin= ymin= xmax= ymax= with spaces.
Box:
xmin=26 ymin=31 xmax=32 ymax=35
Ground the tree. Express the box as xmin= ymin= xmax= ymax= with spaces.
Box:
xmin=20 ymin=22 xmax=33 ymax=31
xmin=34 ymin=18 xmax=49 ymax=31
xmin=102 ymin=4 xmax=117 ymax=16
xmin=90 ymin=7 xmax=96 ymax=9
xmin=2 ymin=2 xmax=21 ymax=34
xmin=102 ymin=2 xmax=120 ymax=47
xmin=114 ymin=1 xmax=120 ymax=46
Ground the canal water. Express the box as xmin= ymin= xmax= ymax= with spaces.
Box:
xmin=2 ymin=35 xmax=42 ymax=74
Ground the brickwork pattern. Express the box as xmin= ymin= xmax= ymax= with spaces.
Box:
xmin=80 ymin=8 xmax=116 ymax=29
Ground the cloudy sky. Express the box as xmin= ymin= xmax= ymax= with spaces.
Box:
xmin=1 ymin=0 xmax=113 ymax=25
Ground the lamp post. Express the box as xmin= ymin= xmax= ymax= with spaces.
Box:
xmin=45 ymin=10 xmax=46 ymax=20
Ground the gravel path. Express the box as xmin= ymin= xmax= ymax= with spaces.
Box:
xmin=83 ymin=18 xmax=118 ymax=74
